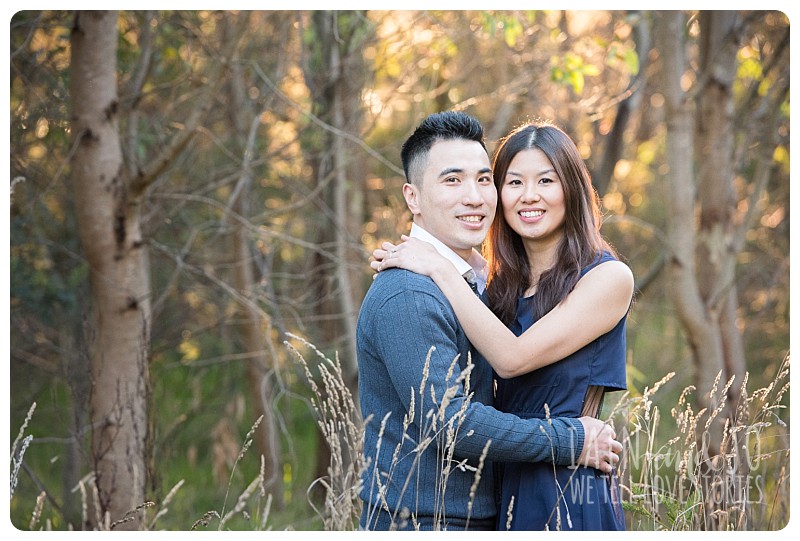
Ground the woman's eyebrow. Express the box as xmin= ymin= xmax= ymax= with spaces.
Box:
xmin=506 ymin=168 xmax=556 ymax=176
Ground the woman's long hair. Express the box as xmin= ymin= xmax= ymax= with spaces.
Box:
xmin=484 ymin=121 xmax=615 ymax=325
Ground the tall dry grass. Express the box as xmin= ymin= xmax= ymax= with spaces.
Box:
xmin=11 ymin=403 xmax=271 ymax=530
xmin=291 ymin=338 xmax=789 ymax=531
xmin=611 ymin=353 xmax=790 ymax=530
xmin=285 ymin=334 xmax=366 ymax=530
xmin=287 ymin=334 xmax=491 ymax=531
xmin=10 ymin=346 xmax=789 ymax=531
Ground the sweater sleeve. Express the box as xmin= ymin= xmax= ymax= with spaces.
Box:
xmin=366 ymin=275 xmax=584 ymax=466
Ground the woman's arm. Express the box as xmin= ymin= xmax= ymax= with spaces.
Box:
xmin=375 ymin=237 xmax=634 ymax=379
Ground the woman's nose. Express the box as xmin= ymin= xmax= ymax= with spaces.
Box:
xmin=522 ymin=184 xmax=540 ymax=201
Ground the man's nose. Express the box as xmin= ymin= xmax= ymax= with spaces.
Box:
xmin=463 ymin=180 xmax=485 ymax=205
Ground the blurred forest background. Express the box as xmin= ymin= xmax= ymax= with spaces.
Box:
xmin=8 ymin=9 xmax=790 ymax=531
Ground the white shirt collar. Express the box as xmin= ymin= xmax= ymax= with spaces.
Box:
xmin=409 ymin=223 xmax=488 ymax=293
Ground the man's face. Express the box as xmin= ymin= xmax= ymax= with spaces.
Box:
xmin=403 ymin=139 xmax=496 ymax=259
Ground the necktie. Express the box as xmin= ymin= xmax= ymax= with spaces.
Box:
xmin=463 ymin=269 xmax=479 ymax=294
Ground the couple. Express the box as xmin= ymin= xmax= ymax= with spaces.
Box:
xmin=356 ymin=111 xmax=633 ymax=531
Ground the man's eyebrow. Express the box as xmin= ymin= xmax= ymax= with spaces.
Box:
xmin=438 ymin=167 xmax=493 ymax=177
xmin=438 ymin=167 xmax=464 ymax=177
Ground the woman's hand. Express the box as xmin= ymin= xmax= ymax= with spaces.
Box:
xmin=371 ymin=235 xmax=450 ymax=278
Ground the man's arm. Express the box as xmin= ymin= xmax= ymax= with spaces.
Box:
xmin=369 ymin=274 xmax=620 ymax=469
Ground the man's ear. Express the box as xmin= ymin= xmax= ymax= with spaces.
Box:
xmin=402 ymin=183 xmax=421 ymax=216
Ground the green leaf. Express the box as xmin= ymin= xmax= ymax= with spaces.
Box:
xmin=570 ymin=70 xmax=585 ymax=95
xmin=624 ymin=49 xmax=640 ymax=75
xmin=737 ymin=57 xmax=764 ymax=80
xmin=582 ymin=64 xmax=600 ymax=76
xmin=503 ymin=19 xmax=523 ymax=48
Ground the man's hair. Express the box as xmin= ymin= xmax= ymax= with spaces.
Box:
xmin=400 ymin=111 xmax=486 ymax=185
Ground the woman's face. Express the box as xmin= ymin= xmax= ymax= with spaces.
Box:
xmin=500 ymin=148 xmax=566 ymax=244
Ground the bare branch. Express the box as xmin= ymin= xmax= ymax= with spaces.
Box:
xmin=252 ymin=61 xmax=403 ymax=176
xmin=150 ymin=192 xmax=352 ymax=262
xmin=121 ymin=11 xmax=156 ymax=179
xmin=131 ymin=12 xmax=252 ymax=196
xmin=734 ymin=78 xmax=788 ymax=253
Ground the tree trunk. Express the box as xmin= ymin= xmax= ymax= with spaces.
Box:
xmin=302 ymin=9 xmax=372 ymax=497
xmin=70 ymin=10 xmax=149 ymax=530
xmin=656 ymin=11 xmax=725 ymax=412
xmin=594 ymin=10 xmax=652 ymax=196
xmin=694 ymin=12 xmax=750 ymax=526
xmin=655 ymin=10 xmax=755 ymax=529
xmin=224 ymin=13 xmax=284 ymax=505
xmin=303 ymin=11 xmax=366 ymax=386
xmin=695 ymin=10 xmax=746 ymax=411
xmin=232 ymin=197 xmax=284 ymax=504
xmin=329 ymin=18 xmax=362 ymax=391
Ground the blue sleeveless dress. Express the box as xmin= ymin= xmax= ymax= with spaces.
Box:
xmin=494 ymin=252 xmax=627 ymax=531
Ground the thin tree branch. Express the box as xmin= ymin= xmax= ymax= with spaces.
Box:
xmin=150 ymin=192 xmax=347 ymax=261
xmin=131 ymin=12 xmax=251 ymax=196
xmin=252 ymin=61 xmax=403 ymax=176
xmin=121 ymin=11 xmax=156 ymax=179
xmin=734 ymin=79 xmax=788 ymax=253
xmin=221 ymin=113 xmax=261 ymax=226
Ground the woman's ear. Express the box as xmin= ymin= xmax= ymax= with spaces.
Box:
xmin=402 ymin=183 xmax=421 ymax=216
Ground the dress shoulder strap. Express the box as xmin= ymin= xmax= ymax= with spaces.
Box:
xmin=580 ymin=250 xmax=618 ymax=277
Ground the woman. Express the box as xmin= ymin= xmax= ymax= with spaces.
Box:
xmin=373 ymin=121 xmax=633 ymax=530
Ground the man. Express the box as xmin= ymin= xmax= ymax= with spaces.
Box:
xmin=356 ymin=111 xmax=619 ymax=530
